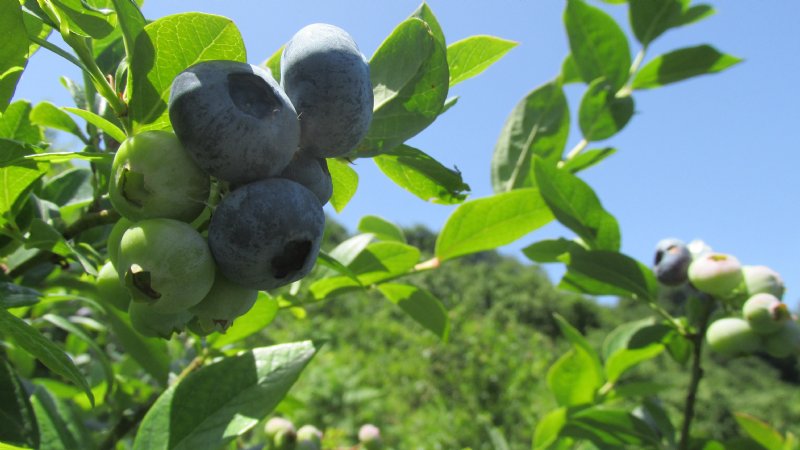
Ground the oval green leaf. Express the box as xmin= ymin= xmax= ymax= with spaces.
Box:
xmin=328 ymin=158 xmax=358 ymax=213
xmin=377 ymin=283 xmax=449 ymax=341
xmin=447 ymin=35 xmax=517 ymax=87
xmin=632 ymin=45 xmax=742 ymax=90
xmin=578 ymin=79 xmax=634 ymax=142
xmin=374 ymin=144 xmax=469 ymax=204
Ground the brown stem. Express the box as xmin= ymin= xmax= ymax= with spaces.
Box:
xmin=678 ymin=309 xmax=712 ymax=449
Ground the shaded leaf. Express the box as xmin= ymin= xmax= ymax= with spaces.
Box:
xmin=328 ymin=158 xmax=358 ymax=213
xmin=629 ymin=0 xmax=684 ymax=46
xmin=0 ymin=283 xmax=41 ymax=308
xmin=601 ymin=317 xmax=658 ymax=359
xmin=561 ymin=147 xmax=616 ymax=174
xmin=491 ymin=81 xmax=569 ymax=192
xmin=0 ymin=1 xmax=29 ymax=112
xmin=378 ymin=283 xmax=449 ymax=341
xmin=560 ymin=54 xmax=582 ymax=85
xmin=633 ymin=45 xmax=742 ymax=89
xmin=374 ymin=144 xmax=469 ymax=204
xmin=560 ymin=250 xmax=658 ymax=301
xmin=522 ymin=238 xmax=584 ymax=264
xmin=30 ymin=385 xmax=93 ymax=450
xmin=435 ymin=188 xmax=554 ymax=261
xmin=446 ymin=35 xmax=517 ymax=87
xmin=578 ymin=79 xmax=634 ymax=141
xmin=0 ymin=358 xmax=39 ymax=448
xmin=133 ymin=342 xmax=319 ymax=450
xmin=564 ymin=406 xmax=661 ymax=447
xmin=49 ymin=0 xmax=116 ymax=39
xmin=105 ymin=306 xmax=170 ymax=386
xmin=39 ymin=168 xmax=92 ymax=207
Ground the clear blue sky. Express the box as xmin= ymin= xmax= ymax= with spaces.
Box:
xmin=14 ymin=1 xmax=800 ymax=309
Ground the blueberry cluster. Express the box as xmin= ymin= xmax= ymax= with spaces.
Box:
xmin=97 ymin=24 xmax=372 ymax=338
xmin=653 ymin=238 xmax=799 ymax=358
xmin=263 ymin=417 xmax=382 ymax=450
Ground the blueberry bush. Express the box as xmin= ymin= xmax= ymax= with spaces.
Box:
xmin=0 ymin=0 xmax=795 ymax=449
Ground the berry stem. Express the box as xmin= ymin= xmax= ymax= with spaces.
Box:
xmin=678 ymin=306 xmax=712 ymax=449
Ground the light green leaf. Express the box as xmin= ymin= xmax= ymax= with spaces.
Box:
xmin=209 ymin=293 xmax=279 ymax=349
xmin=110 ymin=0 xmax=146 ymax=97
xmin=560 ymin=250 xmax=659 ymax=301
xmin=358 ymin=18 xmax=449 ymax=156
xmin=0 ymin=359 xmax=39 ymax=449
xmin=563 ymin=406 xmax=661 ymax=447
xmin=560 ymin=54 xmax=582 ymax=85
xmin=633 ymin=45 xmax=742 ymax=89
xmin=378 ymin=283 xmax=449 ymax=341
xmin=0 ymin=101 xmax=43 ymax=144
xmin=553 ymin=314 xmax=603 ymax=370
xmin=446 ymin=35 xmax=517 ymax=87
xmin=533 ymin=407 xmax=567 ymax=450
xmin=491 ymin=81 xmax=569 ymax=192
xmin=63 ymin=106 xmax=127 ymax=143
xmin=348 ymin=241 xmax=420 ymax=285
xmin=610 ymin=381 xmax=671 ymax=399
xmin=547 ymin=347 xmax=602 ymax=406
xmin=129 ymin=12 xmax=246 ymax=131
xmin=601 ymin=317 xmax=658 ymax=359
xmin=0 ymin=307 xmax=94 ymax=406
xmin=262 ymin=45 xmax=283 ymax=82
xmin=31 ymin=385 xmax=93 ymax=450
xmin=309 ymin=276 xmax=363 ymax=301
xmin=329 ymin=233 xmax=374 ymax=267
xmin=48 ymin=0 xmax=116 ymax=39
xmin=533 ymin=160 xmax=619 ymax=250
xmin=578 ymin=79 xmax=634 ymax=141
xmin=435 ymin=188 xmax=554 ymax=261
xmin=0 ymin=0 xmax=29 ymax=112
xmin=561 ymin=147 xmax=616 ymax=174
xmin=734 ymin=413 xmax=785 ymax=450
xmin=605 ymin=345 xmax=664 ymax=383
xmin=564 ymin=0 xmax=632 ymax=90
xmin=328 ymin=158 xmax=358 ymax=213
xmin=14 ymin=152 xmax=112 ymax=165
xmin=357 ymin=215 xmax=406 ymax=243
xmin=105 ymin=306 xmax=170 ymax=386
xmin=374 ymin=144 xmax=469 ymax=204
xmin=29 ymin=102 xmax=86 ymax=141
xmin=133 ymin=342 xmax=319 ymax=450
xmin=0 ymin=161 xmax=45 ymax=224
xmin=522 ymin=238 xmax=584 ymax=264
xmin=410 ymin=2 xmax=444 ymax=44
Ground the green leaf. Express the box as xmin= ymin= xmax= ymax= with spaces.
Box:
xmin=601 ymin=317 xmax=658 ymax=359
xmin=605 ymin=345 xmax=663 ymax=383
xmin=133 ymin=341 xmax=319 ymax=450
xmin=262 ymin=46 xmax=283 ymax=82
xmin=209 ymin=293 xmax=279 ymax=349
xmin=522 ymin=238 xmax=584 ymax=264
xmin=410 ymin=2 xmax=444 ymax=44
xmin=357 ymin=215 xmax=406 ymax=243
xmin=633 ymin=45 xmax=742 ymax=89
xmin=629 ymin=0 xmax=684 ymax=46
xmin=675 ymin=4 xmax=715 ymax=27
xmin=0 ymin=283 xmax=41 ymax=308
xmin=0 ymin=0 xmax=29 ymax=112
xmin=374 ymin=144 xmax=469 ymax=204
xmin=328 ymin=233 xmax=374 ymax=267
xmin=31 ymin=385 xmax=93 ymax=450
xmin=24 ymin=219 xmax=71 ymax=257
xmin=636 ymin=398 xmax=676 ymax=447
xmin=435 ymin=188 xmax=554 ymax=261
xmin=48 ymin=0 xmax=116 ymax=39
xmin=377 ymin=283 xmax=449 ymax=341
xmin=0 ymin=308 xmax=94 ymax=406
xmin=39 ymin=167 xmax=92 ymax=206
xmin=347 ymin=241 xmax=420 ymax=285
xmin=610 ymin=381 xmax=671 ymax=398
xmin=446 ymin=35 xmax=517 ymax=87
xmin=560 ymin=250 xmax=658 ymax=301
xmin=533 ymin=407 xmax=567 ymax=450
xmin=547 ymin=348 xmax=602 ymax=406
xmin=0 ymin=161 xmax=46 ymax=224
xmin=0 ymin=101 xmax=43 ymax=144
xmin=358 ymin=18 xmax=449 ymax=156
xmin=328 ymin=158 xmax=358 ymax=213
xmin=491 ymin=81 xmax=569 ymax=192
xmin=110 ymin=0 xmax=146 ymax=97
xmin=309 ymin=276 xmax=363 ymax=301
xmin=561 ymin=147 xmax=616 ymax=174
xmin=553 ymin=313 xmax=604 ymax=374
xmin=563 ymin=406 xmax=661 ymax=447
xmin=129 ymin=12 xmax=246 ymax=131
xmin=316 ymin=250 xmax=363 ymax=282
xmin=9 ymin=151 xmax=112 ymax=166
xmin=578 ymin=79 xmax=634 ymax=141
xmin=105 ymin=306 xmax=170 ymax=386
xmin=0 ymin=358 xmax=39 ymax=449
xmin=564 ymin=0 xmax=631 ymax=90
xmin=29 ymin=102 xmax=86 ymax=142
xmin=533 ymin=160 xmax=620 ymax=251
xmin=734 ymin=413 xmax=785 ymax=450
xmin=560 ymin=54 xmax=582 ymax=85
xmin=63 ymin=106 xmax=127 ymax=143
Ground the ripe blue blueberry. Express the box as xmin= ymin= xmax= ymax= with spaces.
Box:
xmin=653 ymin=238 xmax=692 ymax=286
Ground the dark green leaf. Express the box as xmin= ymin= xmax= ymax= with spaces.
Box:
xmin=561 ymin=147 xmax=616 ymax=173
xmin=564 ymin=0 xmax=632 ymax=90
xmin=446 ymin=36 xmax=517 ymax=87
xmin=564 ymin=407 xmax=661 ymax=447
xmin=0 ymin=0 xmax=29 ymax=112
xmin=0 ymin=358 xmax=39 ymax=448
xmin=358 ymin=18 xmax=448 ymax=156
xmin=110 ymin=0 xmax=145 ymax=96
xmin=374 ymin=144 xmax=469 ymax=204
xmin=63 ymin=106 xmax=127 ymax=143
xmin=262 ymin=46 xmax=283 ymax=82
xmin=601 ymin=317 xmax=658 ymax=359
xmin=435 ymin=188 xmax=554 ymax=261
xmin=0 ymin=283 xmax=41 ymax=308
xmin=522 ymin=238 xmax=584 ymax=263
xmin=378 ymin=283 xmax=449 ymax=341
xmin=533 ymin=160 xmax=620 ymax=250
xmin=209 ymin=293 xmax=279 ymax=349
xmin=133 ymin=342 xmax=319 ymax=450
xmin=129 ymin=13 xmax=246 ymax=131
xmin=105 ymin=306 xmax=170 ymax=386
xmin=328 ymin=158 xmax=358 ymax=213
xmin=0 ymin=308 xmax=94 ymax=406
xmin=560 ymin=54 xmax=582 ymax=84
xmin=357 ymin=215 xmax=406 ymax=243
xmin=636 ymin=398 xmax=676 ymax=447
xmin=0 ymin=101 xmax=43 ymax=144
xmin=29 ymin=102 xmax=86 ymax=142
xmin=734 ymin=413 xmax=785 ymax=450
xmin=629 ymin=0 xmax=684 ymax=46
xmin=560 ymin=250 xmax=658 ymax=301
xmin=633 ymin=45 xmax=742 ymax=89
xmin=348 ymin=242 xmax=420 ymax=285
xmin=49 ymin=0 xmax=116 ymax=39
xmin=533 ymin=407 xmax=567 ymax=450
xmin=30 ymin=385 xmax=92 ymax=450
xmin=675 ymin=4 xmax=715 ymax=27
xmin=491 ymin=81 xmax=569 ymax=192
xmin=40 ymin=168 xmax=92 ymax=206
xmin=578 ymin=79 xmax=634 ymax=141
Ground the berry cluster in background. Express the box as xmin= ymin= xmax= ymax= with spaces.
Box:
xmin=264 ymin=417 xmax=382 ymax=450
xmin=653 ymin=238 xmax=798 ymax=358
xmin=98 ymin=24 xmax=373 ymax=339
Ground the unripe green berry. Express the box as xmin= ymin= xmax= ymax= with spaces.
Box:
xmin=265 ymin=417 xmax=295 ymax=444
xmin=764 ymin=321 xmax=800 ymax=359
xmin=95 ymin=261 xmax=131 ymax=312
xmin=688 ymin=252 xmax=744 ymax=299
xmin=742 ymin=293 xmax=790 ymax=334
xmin=743 ymin=265 xmax=785 ymax=299
xmin=296 ymin=424 xmax=323 ymax=450
xmin=706 ymin=317 xmax=762 ymax=357
xmin=358 ymin=424 xmax=382 ymax=450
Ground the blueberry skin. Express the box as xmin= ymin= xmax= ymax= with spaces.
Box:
xmin=653 ymin=238 xmax=692 ymax=286
xmin=208 ymin=178 xmax=325 ymax=290
xmin=169 ymin=60 xmax=300 ymax=184
xmin=278 ymin=152 xmax=332 ymax=205
xmin=281 ymin=23 xmax=373 ymax=158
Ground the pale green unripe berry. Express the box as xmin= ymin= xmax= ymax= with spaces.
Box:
xmin=742 ymin=293 xmax=790 ymax=334
xmin=265 ymin=417 xmax=296 ymax=449
xmin=764 ymin=321 xmax=800 ymax=359
xmin=688 ymin=252 xmax=744 ymax=299
xmin=743 ymin=265 xmax=785 ymax=299
xmin=706 ymin=317 xmax=762 ymax=357
xmin=296 ymin=424 xmax=323 ymax=450
xmin=265 ymin=417 xmax=295 ymax=438
xmin=358 ymin=424 xmax=382 ymax=450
